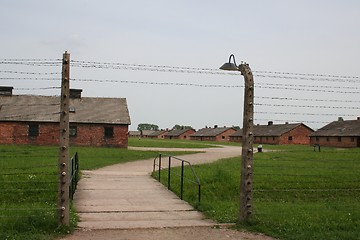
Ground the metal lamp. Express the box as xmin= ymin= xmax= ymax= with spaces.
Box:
xmin=219 ymin=54 xmax=239 ymax=71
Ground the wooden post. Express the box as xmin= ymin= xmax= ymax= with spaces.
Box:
xmin=239 ymin=63 xmax=254 ymax=222
xmin=58 ymin=51 xmax=70 ymax=226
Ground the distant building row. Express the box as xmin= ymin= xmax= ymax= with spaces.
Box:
xmin=130 ymin=119 xmax=360 ymax=148
xmin=129 ymin=126 xmax=237 ymax=142
xmin=1 ymin=87 xmax=359 ymax=148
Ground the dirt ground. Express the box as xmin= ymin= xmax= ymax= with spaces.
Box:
xmin=60 ymin=226 xmax=276 ymax=240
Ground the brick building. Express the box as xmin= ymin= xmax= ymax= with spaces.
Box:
xmin=164 ymin=128 xmax=195 ymax=140
xmin=230 ymin=122 xmax=313 ymax=145
xmin=310 ymin=118 xmax=360 ymax=148
xmin=0 ymin=87 xmax=131 ymax=148
xmin=190 ymin=126 xmax=236 ymax=142
xmin=148 ymin=130 xmax=168 ymax=139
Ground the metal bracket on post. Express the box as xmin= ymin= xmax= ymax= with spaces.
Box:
xmin=58 ymin=51 xmax=70 ymax=226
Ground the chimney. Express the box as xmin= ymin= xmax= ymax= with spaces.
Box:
xmin=70 ymin=89 xmax=82 ymax=99
xmin=0 ymin=86 xmax=14 ymax=96
xmin=268 ymin=121 xmax=273 ymax=126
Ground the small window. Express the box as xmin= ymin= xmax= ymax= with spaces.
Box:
xmin=272 ymin=137 xmax=275 ymax=141
xmin=326 ymin=137 xmax=330 ymax=142
xmin=70 ymin=126 xmax=77 ymax=137
xmin=28 ymin=124 xmax=39 ymax=137
xmin=69 ymin=106 xmax=76 ymax=113
xmin=288 ymin=136 xmax=293 ymax=141
xmin=222 ymin=136 xmax=225 ymax=139
xmin=104 ymin=127 xmax=114 ymax=138
xmin=351 ymin=137 xmax=355 ymax=142
xmin=338 ymin=137 xmax=342 ymax=142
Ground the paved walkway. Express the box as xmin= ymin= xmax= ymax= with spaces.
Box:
xmin=73 ymin=145 xmax=242 ymax=230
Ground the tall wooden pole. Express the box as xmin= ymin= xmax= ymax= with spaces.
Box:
xmin=239 ymin=63 xmax=254 ymax=222
xmin=58 ymin=51 xmax=70 ymax=226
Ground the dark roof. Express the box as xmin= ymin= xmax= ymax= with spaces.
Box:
xmin=148 ymin=130 xmax=167 ymax=137
xmin=310 ymin=120 xmax=360 ymax=137
xmin=191 ymin=127 xmax=235 ymax=137
xmin=231 ymin=123 xmax=313 ymax=137
xmin=129 ymin=131 xmax=141 ymax=136
xmin=140 ymin=130 xmax=156 ymax=136
xmin=0 ymin=95 xmax=131 ymax=125
xmin=165 ymin=128 xmax=194 ymax=137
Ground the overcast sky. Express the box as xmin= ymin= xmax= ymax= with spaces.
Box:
xmin=1 ymin=0 xmax=359 ymax=130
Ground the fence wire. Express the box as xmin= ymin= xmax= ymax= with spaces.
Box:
xmin=0 ymin=57 xmax=359 ymax=236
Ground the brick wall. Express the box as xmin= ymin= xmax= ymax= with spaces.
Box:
xmin=229 ymin=136 xmax=242 ymax=142
xmin=70 ymin=124 xmax=128 ymax=147
xmin=310 ymin=136 xmax=359 ymax=148
xmin=254 ymin=136 xmax=280 ymax=144
xmin=253 ymin=124 xmax=312 ymax=145
xmin=178 ymin=129 xmax=195 ymax=140
xmin=278 ymin=124 xmax=312 ymax=145
xmin=0 ymin=121 xmax=128 ymax=148
xmin=214 ymin=128 xmax=236 ymax=142
xmin=0 ymin=122 xmax=59 ymax=145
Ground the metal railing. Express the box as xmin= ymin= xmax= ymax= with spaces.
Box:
xmin=153 ymin=153 xmax=201 ymax=204
xmin=69 ymin=152 xmax=79 ymax=200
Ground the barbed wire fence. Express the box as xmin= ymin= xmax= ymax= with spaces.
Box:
xmin=0 ymin=56 xmax=359 ymax=228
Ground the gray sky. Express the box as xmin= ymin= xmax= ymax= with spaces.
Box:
xmin=1 ymin=0 xmax=359 ymax=130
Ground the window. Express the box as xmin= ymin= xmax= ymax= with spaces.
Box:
xmin=326 ymin=137 xmax=330 ymax=142
xmin=69 ymin=106 xmax=76 ymax=113
xmin=288 ymin=136 xmax=293 ymax=141
xmin=338 ymin=137 xmax=342 ymax=142
xmin=104 ymin=127 xmax=114 ymax=138
xmin=351 ymin=137 xmax=355 ymax=142
xmin=28 ymin=124 xmax=39 ymax=137
xmin=70 ymin=126 xmax=77 ymax=137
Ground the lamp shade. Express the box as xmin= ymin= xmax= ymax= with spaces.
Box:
xmin=219 ymin=62 xmax=238 ymax=71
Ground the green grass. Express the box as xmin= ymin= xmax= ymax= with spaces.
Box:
xmin=0 ymin=145 xmax=72 ymax=240
xmin=128 ymin=137 xmax=240 ymax=148
xmin=0 ymin=143 xmax=198 ymax=239
xmin=156 ymin=145 xmax=360 ymax=240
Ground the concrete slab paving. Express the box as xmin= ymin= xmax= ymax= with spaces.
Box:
xmin=73 ymin=145 xmax=242 ymax=230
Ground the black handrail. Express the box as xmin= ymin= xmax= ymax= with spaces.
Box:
xmin=153 ymin=153 xmax=201 ymax=204
xmin=69 ymin=152 xmax=79 ymax=200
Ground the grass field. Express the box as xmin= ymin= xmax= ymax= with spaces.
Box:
xmin=156 ymin=145 xmax=360 ymax=240
xmin=3 ymin=140 xmax=360 ymax=240
xmin=128 ymin=137 xmax=241 ymax=148
xmin=0 ymin=143 xmax=198 ymax=240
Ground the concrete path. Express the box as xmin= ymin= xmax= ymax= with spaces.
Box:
xmin=73 ymin=145 xmax=242 ymax=230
